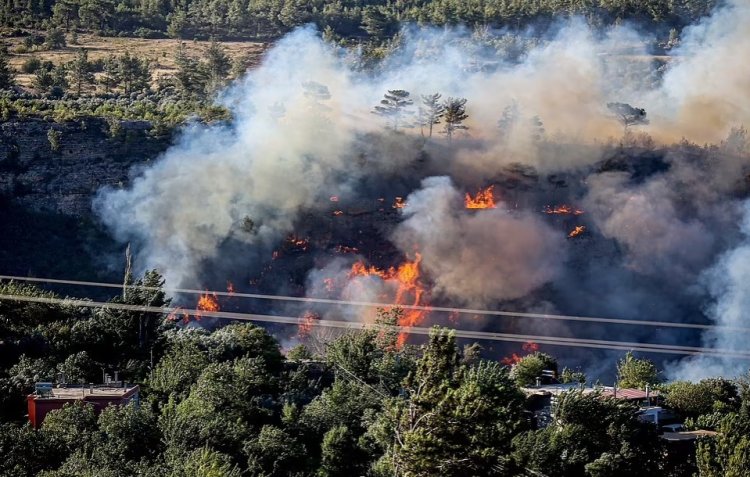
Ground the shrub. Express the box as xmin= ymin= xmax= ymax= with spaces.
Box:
xmin=47 ymin=128 xmax=61 ymax=151
xmin=20 ymin=56 xmax=41 ymax=74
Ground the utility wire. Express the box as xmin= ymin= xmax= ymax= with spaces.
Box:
xmin=1 ymin=293 xmax=749 ymax=360
xmin=0 ymin=275 xmax=743 ymax=333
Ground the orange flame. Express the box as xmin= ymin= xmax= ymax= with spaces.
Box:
xmin=568 ymin=225 xmax=586 ymax=238
xmin=501 ymin=341 xmax=539 ymax=365
xmin=298 ymin=311 xmax=319 ymax=338
xmin=197 ymin=293 xmax=220 ymax=315
xmin=348 ymin=254 xmax=427 ymax=347
xmin=286 ymin=235 xmax=309 ymax=251
xmin=465 ymin=185 xmax=496 ymax=209
xmin=333 ymin=210 xmax=344 ymax=216
xmin=544 ymin=204 xmax=584 ymax=215
xmin=393 ymin=197 xmax=406 ymax=209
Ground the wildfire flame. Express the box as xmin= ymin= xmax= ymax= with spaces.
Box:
xmin=286 ymin=235 xmax=309 ymax=251
xmin=393 ymin=197 xmax=406 ymax=209
xmin=298 ymin=311 xmax=319 ymax=338
xmin=543 ymin=204 xmax=584 ymax=215
xmin=333 ymin=210 xmax=344 ymax=216
xmin=348 ymin=253 xmax=427 ymax=347
xmin=465 ymin=185 xmax=496 ymax=209
xmin=568 ymin=225 xmax=586 ymax=238
xmin=501 ymin=341 xmax=539 ymax=365
xmin=197 ymin=293 xmax=220 ymax=315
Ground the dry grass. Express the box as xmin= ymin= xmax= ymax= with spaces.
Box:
xmin=4 ymin=33 xmax=269 ymax=88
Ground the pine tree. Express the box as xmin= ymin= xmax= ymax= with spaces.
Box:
xmin=372 ymin=89 xmax=413 ymax=131
xmin=418 ymin=93 xmax=444 ymax=137
xmin=117 ymin=52 xmax=150 ymax=94
xmin=68 ymin=48 xmax=94 ymax=96
xmin=0 ymin=49 xmax=15 ymax=90
xmin=205 ymin=39 xmax=231 ymax=91
xmin=442 ymin=97 xmax=468 ymax=142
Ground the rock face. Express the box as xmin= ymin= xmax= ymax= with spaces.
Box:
xmin=0 ymin=117 xmax=172 ymax=216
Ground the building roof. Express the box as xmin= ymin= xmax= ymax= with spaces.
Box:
xmin=29 ymin=384 xmax=139 ymax=401
xmin=600 ymin=388 xmax=660 ymax=400
xmin=522 ymin=385 xmax=660 ymax=400
xmin=661 ymin=430 xmax=717 ymax=442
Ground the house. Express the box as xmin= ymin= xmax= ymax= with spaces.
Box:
xmin=27 ymin=382 xmax=140 ymax=429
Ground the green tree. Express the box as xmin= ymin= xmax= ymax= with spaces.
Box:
xmin=243 ymin=425 xmax=306 ymax=476
xmin=442 ymin=97 xmax=468 ymax=142
xmin=371 ymin=327 xmax=526 ymax=476
xmin=148 ymin=339 xmax=210 ymax=404
xmin=173 ymin=44 xmax=209 ymax=98
xmin=204 ymin=39 xmax=231 ymax=91
xmin=318 ymin=425 xmax=360 ymax=476
xmin=99 ymin=55 xmax=119 ymax=93
xmin=116 ymin=52 xmax=151 ymax=94
xmin=616 ymin=351 xmax=660 ymax=389
xmin=696 ymin=412 xmax=750 ymax=477
xmin=0 ymin=49 xmax=15 ymax=89
xmin=173 ymin=447 xmax=242 ymax=477
xmin=45 ymin=28 xmax=67 ymax=50
xmin=510 ymin=351 xmax=558 ymax=387
xmin=665 ymin=378 xmax=739 ymax=419
xmin=512 ymin=390 xmax=663 ymax=477
xmin=68 ymin=48 xmax=94 ymax=96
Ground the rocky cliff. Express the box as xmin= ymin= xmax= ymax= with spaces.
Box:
xmin=0 ymin=117 xmax=172 ymax=216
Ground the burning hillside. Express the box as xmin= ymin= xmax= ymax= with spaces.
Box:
xmin=97 ymin=3 xmax=750 ymax=379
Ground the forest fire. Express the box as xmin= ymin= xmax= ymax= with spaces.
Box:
xmin=196 ymin=292 xmax=220 ymax=316
xmin=348 ymin=254 xmax=428 ymax=347
xmin=298 ymin=311 xmax=320 ymax=338
xmin=286 ymin=235 xmax=309 ymax=251
xmin=501 ymin=341 xmax=540 ymax=365
xmin=393 ymin=197 xmax=406 ymax=209
xmin=568 ymin=225 xmax=586 ymax=238
xmin=465 ymin=185 xmax=496 ymax=209
xmin=543 ymin=204 xmax=584 ymax=215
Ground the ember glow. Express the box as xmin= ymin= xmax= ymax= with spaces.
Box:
xmin=348 ymin=254 xmax=428 ymax=347
xmin=544 ymin=204 xmax=584 ymax=215
xmin=568 ymin=225 xmax=586 ymax=238
xmin=465 ymin=185 xmax=496 ymax=209
xmin=393 ymin=197 xmax=406 ymax=209
xmin=332 ymin=210 xmax=344 ymax=216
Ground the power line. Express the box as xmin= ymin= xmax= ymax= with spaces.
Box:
xmin=1 ymin=293 xmax=749 ymax=360
xmin=0 ymin=275 xmax=742 ymax=333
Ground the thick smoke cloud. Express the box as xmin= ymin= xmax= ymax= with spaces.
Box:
xmin=657 ymin=0 xmax=750 ymax=143
xmin=670 ymin=199 xmax=750 ymax=381
xmin=584 ymin=172 xmax=715 ymax=279
xmin=95 ymin=1 xmax=750 ymax=378
xmin=393 ymin=177 xmax=565 ymax=305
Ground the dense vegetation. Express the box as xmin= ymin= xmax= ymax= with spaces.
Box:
xmin=1 ymin=274 xmax=750 ymax=476
xmin=0 ymin=0 xmax=718 ymax=41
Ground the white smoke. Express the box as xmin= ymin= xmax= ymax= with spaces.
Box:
xmin=669 ymin=199 xmax=750 ymax=381
xmin=93 ymin=3 xmax=750 ymax=377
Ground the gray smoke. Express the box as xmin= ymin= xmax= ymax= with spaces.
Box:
xmin=392 ymin=176 xmax=565 ymax=306
xmin=94 ymin=2 xmax=750 ymax=378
